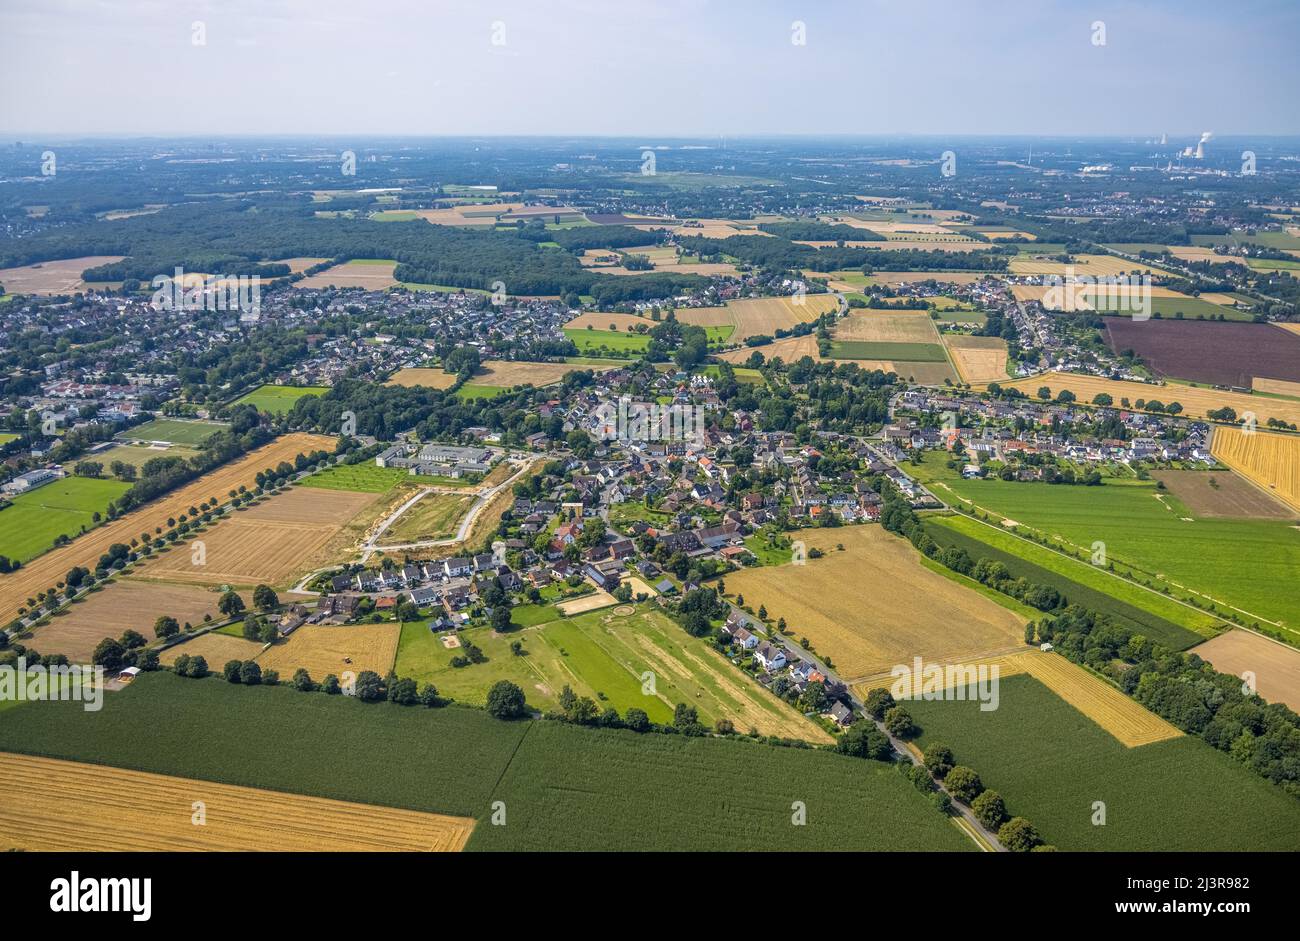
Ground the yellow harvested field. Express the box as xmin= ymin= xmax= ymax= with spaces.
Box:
xmin=0 ymin=255 xmax=126 ymax=294
xmin=257 ymin=624 xmax=400 ymax=679
xmin=0 ymin=434 xmax=336 ymax=624
xmin=0 ymin=753 xmax=473 ymax=852
xmin=385 ymin=367 xmax=459 ymax=389
xmin=277 ymin=256 xmax=331 ymax=273
xmin=1009 ymin=253 xmax=1163 ymax=277
xmin=1273 ymin=323 xmax=1300 ymax=338
xmin=1252 ymin=376 xmax=1300 ymax=398
xmin=715 ymin=334 xmax=822 ymax=364
xmin=836 ymin=309 xmax=938 ymax=343
xmin=138 ymin=486 xmax=377 ymax=587
xmin=1194 ymin=629 xmax=1300 ymax=712
xmin=678 ymin=294 xmax=838 ymax=341
xmin=725 ymin=526 xmax=1025 ymax=683
xmin=415 ymin=202 xmax=581 ymax=226
xmin=555 ymin=590 xmax=619 ymax=615
xmin=664 ymin=219 xmax=772 ymax=239
xmin=1003 ymin=372 xmax=1300 ymax=428
xmin=296 ymin=260 xmax=397 ymax=290
xmin=877 ymin=240 xmax=986 ymax=252
xmin=1016 ymin=654 xmax=1182 ymax=748
xmin=1169 ymin=246 xmax=1230 ymax=264
xmin=1211 ymin=427 xmax=1300 ymax=513
xmin=853 ymin=651 xmax=1032 ymax=696
xmin=945 ymin=335 xmax=1010 ymax=384
xmin=475 ymin=359 xmax=615 ymax=386
xmin=158 ymin=631 xmax=266 ymax=667
xmin=21 ymin=581 xmax=222 ymax=662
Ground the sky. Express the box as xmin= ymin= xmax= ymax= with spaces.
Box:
xmin=1 ymin=0 xmax=1297 ymax=138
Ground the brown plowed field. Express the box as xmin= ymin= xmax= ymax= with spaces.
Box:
xmin=0 ymin=434 xmax=336 ymax=623
xmin=0 ymin=753 xmax=473 ymax=851
xmin=1103 ymin=319 xmax=1300 ymax=388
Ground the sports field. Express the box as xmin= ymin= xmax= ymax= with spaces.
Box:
xmin=910 ymin=459 xmax=1300 ymax=632
xmin=908 ymin=674 xmax=1300 ymax=850
xmin=395 ymin=604 xmax=830 ymax=742
xmin=0 ymin=671 xmax=968 ymax=852
xmin=1210 ymin=427 xmax=1300 ymax=513
xmin=0 ymin=434 xmax=337 ymax=624
xmin=119 ymin=418 xmax=230 ymax=446
xmin=232 ymin=384 xmax=329 ymax=414
xmin=0 ymin=476 xmax=131 ymax=563
xmin=724 ymin=526 xmax=1026 ymax=683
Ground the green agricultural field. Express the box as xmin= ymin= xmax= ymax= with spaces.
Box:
xmin=1094 ymin=294 xmax=1249 ymax=321
xmin=0 ymin=432 xmax=18 ymax=446
xmin=300 ymin=463 xmax=409 ymax=493
xmin=370 ymin=210 xmax=420 ymax=222
xmin=301 ymin=462 xmax=476 ymax=493
xmin=0 ymin=670 xmax=967 ymax=851
xmin=0 ymin=476 xmax=132 ymax=563
xmin=233 ymin=384 xmax=328 ymax=414
xmin=909 ymin=674 xmax=1300 ymax=851
xmin=934 ymin=309 xmax=986 ymax=325
xmin=468 ymin=719 xmax=970 ymax=851
xmin=829 ymin=340 xmax=949 ymax=362
xmin=454 ymin=384 xmax=507 ymax=400
xmin=923 ymin=515 xmax=1216 ymax=648
xmin=119 ymin=418 xmax=229 ymax=446
xmin=908 ymin=458 xmax=1300 ymax=631
xmin=399 ymin=282 xmax=492 ymax=295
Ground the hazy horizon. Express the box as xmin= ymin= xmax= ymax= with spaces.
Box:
xmin=2 ymin=0 xmax=1298 ymax=138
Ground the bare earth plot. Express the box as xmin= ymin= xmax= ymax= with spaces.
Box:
xmin=0 ymin=753 xmax=473 ymax=851
xmin=296 ymin=259 xmax=397 ymax=290
xmin=21 ymin=581 xmax=222 ymax=662
xmin=725 ymin=526 xmax=1025 ymax=683
xmin=0 ymin=434 xmax=336 ymax=624
xmin=1193 ymin=629 xmax=1300 ymax=712
xmin=944 ymin=335 xmax=1010 ymax=384
xmin=0 ymin=256 xmax=126 ymax=294
xmin=1210 ymin=427 xmax=1300 ymax=513
xmin=257 ymin=624 xmax=400 ymax=679
xmin=137 ymin=486 xmax=377 ymax=588
xmin=1151 ymin=469 xmax=1294 ymax=520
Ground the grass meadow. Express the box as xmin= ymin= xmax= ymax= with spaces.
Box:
xmin=232 ymin=384 xmax=329 ymax=414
